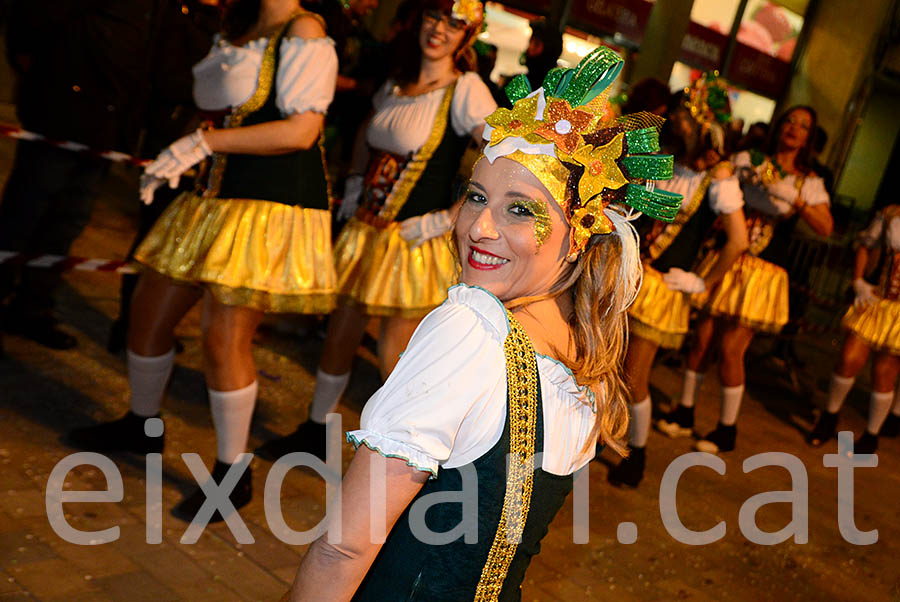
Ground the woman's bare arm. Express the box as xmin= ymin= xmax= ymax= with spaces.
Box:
xmin=203 ymin=16 xmax=330 ymax=156
xmin=289 ymin=447 xmax=429 ymax=601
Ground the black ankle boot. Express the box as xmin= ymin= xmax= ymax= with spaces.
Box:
xmin=608 ymin=446 xmax=646 ymax=488
xmin=695 ymin=423 xmax=737 ymax=454
xmin=656 ymin=405 xmax=694 ymax=438
xmin=255 ymin=420 xmax=327 ymax=462
xmin=172 ymin=460 xmax=252 ymax=523
xmin=67 ymin=411 xmax=164 ymax=454
xmin=880 ymin=414 xmax=900 ymax=438
xmin=850 ymin=432 xmax=878 ymax=457
xmin=807 ymin=411 xmax=839 ymax=447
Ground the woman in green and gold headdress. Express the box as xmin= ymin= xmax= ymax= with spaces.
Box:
xmin=285 ymin=47 xmax=681 ymax=601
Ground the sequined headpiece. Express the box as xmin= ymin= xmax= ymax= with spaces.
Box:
xmin=682 ymin=71 xmax=732 ymax=154
xmin=451 ymin=0 xmax=483 ymax=25
xmin=480 ymin=47 xmax=682 ymax=254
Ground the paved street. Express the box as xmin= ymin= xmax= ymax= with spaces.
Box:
xmin=0 ymin=112 xmax=898 ymax=600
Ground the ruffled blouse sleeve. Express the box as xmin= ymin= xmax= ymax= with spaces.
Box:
xmin=708 ymin=175 xmax=743 ymax=215
xmin=347 ymin=288 xmax=508 ymax=478
xmin=858 ymin=210 xmax=885 ymax=249
xmin=275 ymin=36 xmax=338 ymax=116
xmin=800 ymin=175 xmax=830 ymax=207
xmin=449 ymin=72 xmax=497 ymax=137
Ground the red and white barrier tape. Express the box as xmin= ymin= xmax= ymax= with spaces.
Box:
xmin=0 ymin=123 xmax=151 ymax=167
xmin=0 ymin=251 xmax=137 ymax=274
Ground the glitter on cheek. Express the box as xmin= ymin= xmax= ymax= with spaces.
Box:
xmin=518 ymin=198 xmax=552 ymax=249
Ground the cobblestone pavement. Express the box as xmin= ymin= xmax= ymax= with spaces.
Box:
xmin=0 ymin=122 xmax=899 ymax=601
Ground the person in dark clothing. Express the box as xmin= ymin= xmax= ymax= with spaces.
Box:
xmin=475 ymin=40 xmax=506 ymax=108
xmin=737 ymin=120 xmax=769 ymax=152
xmin=0 ymin=0 xmax=161 ymax=350
xmin=622 ymin=77 xmax=669 ymax=116
xmin=108 ymin=0 xmax=221 ymax=353
xmin=304 ymin=0 xmax=385 ymax=176
xmin=810 ymin=125 xmax=835 ymax=195
xmin=523 ymin=18 xmax=563 ymax=89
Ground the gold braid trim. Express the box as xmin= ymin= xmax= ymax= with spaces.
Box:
xmin=473 ymin=311 xmax=539 ymax=602
xmin=647 ymin=173 xmax=712 ymax=261
xmin=204 ymin=11 xmax=315 ymax=196
xmin=377 ymin=81 xmax=458 ymax=222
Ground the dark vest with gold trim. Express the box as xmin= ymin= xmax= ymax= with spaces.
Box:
xmin=354 ymin=82 xmax=471 ymax=227
xmin=197 ymin=15 xmax=329 ymax=209
xmin=353 ymin=315 xmax=576 ymax=602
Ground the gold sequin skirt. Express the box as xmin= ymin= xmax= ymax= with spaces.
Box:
xmin=134 ymin=193 xmax=336 ymax=314
xmin=842 ymin=298 xmax=900 ymax=355
xmin=628 ymin=265 xmax=692 ymax=349
xmin=693 ymin=251 xmax=789 ymax=333
xmin=333 ymin=217 xmax=458 ymax=318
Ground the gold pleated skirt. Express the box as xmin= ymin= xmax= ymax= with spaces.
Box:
xmin=628 ymin=265 xmax=692 ymax=349
xmin=134 ymin=193 xmax=336 ymax=314
xmin=693 ymin=251 xmax=789 ymax=333
xmin=333 ymin=217 xmax=458 ymax=318
xmin=843 ymin=298 xmax=900 ymax=355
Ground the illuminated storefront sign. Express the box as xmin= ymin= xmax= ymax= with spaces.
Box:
xmin=569 ymin=0 xmax=655 ymax=44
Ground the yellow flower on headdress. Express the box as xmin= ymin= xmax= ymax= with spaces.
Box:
xmin=485 ymin=94 xmax=541 ymax=147
xmin=572 ymin=133 xmax=628 ymax=204
xmin=535 ymin=99 xmax=592 ymax=155
xmin=570 ymin=196 xmax=614 ymax=252
xmin=452 ymin=0 xmax=483 ymax=25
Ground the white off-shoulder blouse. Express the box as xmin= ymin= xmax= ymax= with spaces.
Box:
xmin=659 ymin=164 xmax=744 ymax=216
xmin=732 ymin=150 xmax=829 ymax=217
xmin=366 ymin=71 xmax=497 ymax=156
xmin=192 ymin=35 xmax=338 ymax=115
xmin=859 ymin=206 xmax=900 ymax=252
xmin=347 ymin=284 xmax=598 ymax=478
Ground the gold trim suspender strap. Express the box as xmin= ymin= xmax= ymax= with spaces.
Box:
xmin=377 ymin=81 xmax=458 ymax=223
xmin=203 ymin=12 xmax=307 ymax=196
xmin=646 ymin=173 xmax=712 ymax=261
xmin=473 ymin=311 xmax=539 ymax=602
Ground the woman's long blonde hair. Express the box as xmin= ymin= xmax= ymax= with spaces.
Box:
xmin=504 ymin=207 xmax=642 ymax=457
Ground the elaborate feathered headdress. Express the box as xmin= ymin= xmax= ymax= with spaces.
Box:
xmin=480 ymin=47 xmax=682 ymax=254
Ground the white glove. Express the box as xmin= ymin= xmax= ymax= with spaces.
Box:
xmin=852 ymin=278 xmax=877 ymax=308
xmin=139 ymin=173 xmax=168 ymax=205
xmin=143 ymin=129 xmax=212 ymax=189
xmin=662 ymin=268 xmax=706 ymax=294
xmin=336 ymin=174 xmax=364 ymax=221
xmin=399 ymin=210 xmax=453 ymax=249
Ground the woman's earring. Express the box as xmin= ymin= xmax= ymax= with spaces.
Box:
xmin=566 ymin=251 xmax=579 ymax=263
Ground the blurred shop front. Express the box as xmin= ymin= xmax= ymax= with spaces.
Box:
xmin=481 ymin=0 xmax=812 ymax=131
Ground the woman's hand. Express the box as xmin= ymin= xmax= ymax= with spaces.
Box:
xmin=336 ymin=174 xmax=364 ymax=221
xmin=141 ymin=129 xmax=212 ymax=200
xmin=852 ymin=278 xmax=877 ymax=307
xmin=399 ymin=210 xmax=454 ymax=249
xmin=662 ymin=268 xmax=706 ymax=294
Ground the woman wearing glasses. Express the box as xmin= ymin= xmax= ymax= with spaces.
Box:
xmin=257 ymin=0 xmax=496 ymax=462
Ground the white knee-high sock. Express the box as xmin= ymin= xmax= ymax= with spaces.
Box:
xmin=720 ymin=385 xmax=744 ymax=426
xmin=679 ymin=370 xmax=703 ymax=408
xmin=891 ymin=384 xmax=900 ymax=416
xmin=128 ymin=349 xmax=176 ymax=417
xmin=209 ymin=381 xmax=258 ymax=464
xmin=309 ymin=369 xmax=350 ymax=424
xmin=628 ymin=396 xmax=652 ymax=448
xmin=867 ymin=391 xmax=893 ymax=435
xmin=826 ymin=374 xmax=856 ymax=414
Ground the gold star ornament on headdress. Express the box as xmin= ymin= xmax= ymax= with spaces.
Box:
xmin=484 ymin=94 xmax=541 ymax=146
xmin=480 ymin=46 xmax=682 ymax=254
xmin=452 ymin=0 xmax=483 ymax=24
